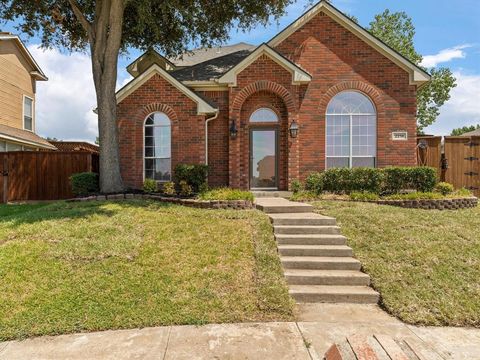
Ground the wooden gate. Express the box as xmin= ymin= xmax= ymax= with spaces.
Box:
xmin=0 ymin=151 xmax=99 ymax=203
xmin=444 ymin=136 xmax=480 ymax=196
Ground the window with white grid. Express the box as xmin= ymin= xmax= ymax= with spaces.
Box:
xmin=326 ymin=91 xmax=376 ymax=169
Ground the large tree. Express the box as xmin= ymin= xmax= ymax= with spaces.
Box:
xmin=368 ymin=10 xmax=456 ymax=133
xmin=0 ymin=0 xmax=291 ymax=192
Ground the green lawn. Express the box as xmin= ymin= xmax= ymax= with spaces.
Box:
xmin=312 ymin=200 xmax=480 ymax=327
xmin=0 ymin=200 xmax=293 ymax=340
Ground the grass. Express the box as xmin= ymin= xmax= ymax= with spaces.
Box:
xmin=198 ymin=188 xmax=254 ymax=201
xmin=311 ymin=200 xmax=480 ymax=327
xmin=0 ymin=200 xmax=293 ymax=340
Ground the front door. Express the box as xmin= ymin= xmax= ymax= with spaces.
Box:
xmin=250 ymin=128 xmax=278 ymax=189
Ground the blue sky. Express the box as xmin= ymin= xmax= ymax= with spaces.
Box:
xmin=2 ymin=0 xmax=479 ymax=140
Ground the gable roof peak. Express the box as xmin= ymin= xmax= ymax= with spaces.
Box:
xmin=217 ymin=43 xmax=312 ymax=86
xmin=268 ymin=0 xmax=430 ymax=86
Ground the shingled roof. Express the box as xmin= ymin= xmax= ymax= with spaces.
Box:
xmin=0 ymin=124 xmax=56 ymax=149
xmin=170 ymin=42 xmax=255 ymax=68
xmin=171 ymin=49 xmax=253 ymax=82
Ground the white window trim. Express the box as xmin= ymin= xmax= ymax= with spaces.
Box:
xmin=22 ymin=95 xmax=34 ymax=132
xmin=143 ymin=112 xmax=172 ymax=182
xmin=325 ymin=91 xmax=377 ymax=169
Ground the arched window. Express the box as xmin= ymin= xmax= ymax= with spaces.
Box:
xmin=250 ymin=108 xmax=278 ymax=122
xmin=326 ymin=91 xmax=376 ymax=168
xmin=144 ymin=112 xmax=171 ymax=181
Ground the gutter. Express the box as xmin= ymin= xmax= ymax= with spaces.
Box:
xmin=204 ymin=111 xmax=219 ymax=165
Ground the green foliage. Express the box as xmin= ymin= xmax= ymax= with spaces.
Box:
xmin=290 ymin=179 xmax=303 ymax=194
xmin=435 ymin=182 xmax=454 ymax=196
xmin=174 ymin=164 xmax=208 ymax=193
xmin=178 ymin=180 xmax=193 ymax=197
xmin=70 ymin=172 xmax=99 ymax=197
xmin=0 ymin=1 xmax=291 ymax=55
xmin=322 ymin=168 xmax=383 ymax=194
xmin=305 ymin=172 xmax=324 ymax=194
xmin=382 ymin=167 xmax=437 ymax=194
xmin=383 ymin=192 xmax=443 ymax=200
xmin=350 ymin=192 xmax=380 ymax=201
xmin=452 ymin=188 xmax=473 ymax=197
xmin=161 ymin=181 xmax=176 ymax=196
xmin=198 ymin=188 xmax=254 ymax=201
xmin=451 ymin=124 xmax=480 ymax=136
xmin=143 ymin=178 xmax=157 ymax=193
xmin=368 ymin=10 xmax=456 ymax=132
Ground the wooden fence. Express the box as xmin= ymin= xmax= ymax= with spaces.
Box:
xmin=417 ymin=135 xmax=480 ymax=196
xmin=1 ymin=151 xmax=99 ymax=203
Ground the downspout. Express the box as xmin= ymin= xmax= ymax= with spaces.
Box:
xmin=205 ymin=111 xmax=219 ymax=165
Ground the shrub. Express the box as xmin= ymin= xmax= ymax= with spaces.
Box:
xmin=162 ymin=181 xmax=176 ymax=196
xmin=290 ymin=179 xmax=303 ymax=194
xmin=178 ymin=180 xmax=193 ymax=197
xmin=320 ymin=168 xmax=383 ymax=194
xmin=174 ymin=164 xmax=208 ymax=193
xmin=305 ymin=172 xmax=324 ymax=194
xmin=143 ymin=178 xmax=157 ymax=193
xmin=290 ymin=190 xmax=321 ymax=202
xmin=350 ymin=191 xmax=379 ymax=201
xmin=382 ymin=167 xmax=437 ymax=194
xmin=70 ymin=172 xmax=99 ymax=197
xmin=435 ymin=182 xmax=454 ymax=196
xmin=409 ymin=167 xmax=438 ymax=193
xmin=198 ymin=188 xmax=254 ymax=201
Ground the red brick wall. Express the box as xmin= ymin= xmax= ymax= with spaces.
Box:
xmin=117 ymin=74 xmax=206 ymax=189
xmin=117 ymin=11 xmax=419 ymax=190
xmin=228 ymin=55 xmax=300 ymax=190
xmin=274 ymin=11 xmax=418 ymax=179
xmin=200 ymin=91 xmax=230 ymax=188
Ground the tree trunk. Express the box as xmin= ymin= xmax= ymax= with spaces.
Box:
xmin=90 ymin=0 xmax=125 ymax=193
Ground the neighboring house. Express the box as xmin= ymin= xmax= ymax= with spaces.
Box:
xmin=0 ymin=32 xmax=56 ymax=151
xmin=461 ymin=128 xmax=480 ymax=137
xmin=116 ymin=1 xmax=430 ymax=191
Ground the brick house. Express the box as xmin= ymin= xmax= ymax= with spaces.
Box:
xmin=116 ymin=1 xmax=430 ymax=191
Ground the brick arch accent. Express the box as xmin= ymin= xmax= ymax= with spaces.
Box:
xmin=232 ymin=80 xmax=296 ymax=116
xmin=319 ymin=81 xmax=384 ymax=114
xmin=137 ymin=103 xmax=179 ymax=124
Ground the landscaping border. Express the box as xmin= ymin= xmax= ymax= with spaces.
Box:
xmin=67 ymin=193 xmax=254 ymax=210
xmin=374 ymin=197 xmax=478 ymax=210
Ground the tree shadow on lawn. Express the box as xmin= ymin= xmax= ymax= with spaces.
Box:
xmin=0 ymin=200 xmax=179 ymax=228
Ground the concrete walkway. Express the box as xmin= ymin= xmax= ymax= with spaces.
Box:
xmin=1 ymin=304 xmax=479 ymax=359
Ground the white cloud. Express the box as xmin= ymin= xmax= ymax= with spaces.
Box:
xmin=420 ymin=44 xmax=471 ymax=68
xmin=425 ymin=71 xmax=480 ymax=135
xmin=28 ymin=45 xmax=133 ymax=142
xmin=28 ymin=46 xmax=98 ymax=142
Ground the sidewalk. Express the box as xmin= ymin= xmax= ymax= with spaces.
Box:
xmin=1 ymin=304 xmax=479 ymax=360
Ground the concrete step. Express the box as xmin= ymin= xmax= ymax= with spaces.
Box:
xmin=255 ymin=198 xmax=313 ymax=214
xmin=281 ymin=256 xmax=361 ymax=270
xmin=284 ymin=269 xmax=371 ymax=286
xmin=274 ymin=225 xmax=341 ymax=235
xmin=275 ymin=234 xmax=347 ymax=245
xmin=269 ymin=213 xmax=337 ymax=226
xmin=289 ymin=285 xmax=379 ymax=304
xmin=278 ymin=245 xmax=353 ymax=257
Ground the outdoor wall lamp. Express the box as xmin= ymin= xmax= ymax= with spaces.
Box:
xmin=229 ymin=119 xmax=238 ymax=139
xmin=289 ymin=119 xmax=299 ymax=138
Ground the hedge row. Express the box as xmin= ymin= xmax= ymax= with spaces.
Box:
xmin=305 ymin=167 xmax=438 ymax=195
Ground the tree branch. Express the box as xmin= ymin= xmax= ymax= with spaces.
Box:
xmin=67 ymin=0 xmax=94 ymax=43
